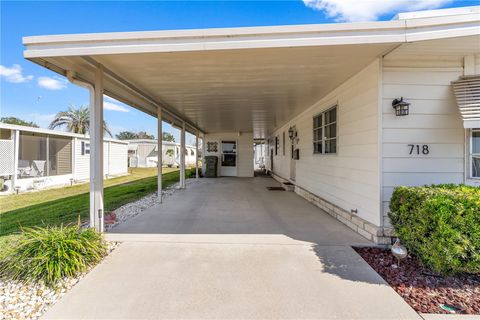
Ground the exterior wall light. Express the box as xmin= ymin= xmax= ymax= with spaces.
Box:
xmin=392 ymin=97 xmax=410 ymax=116
xmin=288 ymin=127 xmax=295 ymax=139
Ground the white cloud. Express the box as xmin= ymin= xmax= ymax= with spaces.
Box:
xmin=104 ymin=101 xmax=130 ymax=112
xmin=103 ymin=96 xmax=130 ymax=112
xmin=37 ymin=76 xmax=68 ymax=90
xmin=0 ymin=64 xmax=34 ymax=83
xmin=303 ymin=0 xmax=452 ymax=21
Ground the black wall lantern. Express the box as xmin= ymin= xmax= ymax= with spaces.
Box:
xmin=288 ymin=126 xmax=295 ymax=139
xmin=392 ymin=97 xmax=410 ymax=116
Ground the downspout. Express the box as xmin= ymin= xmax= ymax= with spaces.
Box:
xmin=66 ymin=71 xmax=100 ymax=231
xmin=67 ymin=71 xmax=95 ymax=109
xmin=66 ymin=71 xmax=95 ymax=183
xmin=66 ymin=71 xmax=95 ymax=184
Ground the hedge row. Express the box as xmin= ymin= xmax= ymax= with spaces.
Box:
xmin=389 ymin=184 xmax=480 ymax=275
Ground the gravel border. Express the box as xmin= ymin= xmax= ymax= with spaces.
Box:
xmin=354 ymin=247 xmax=480 ymax=315
xmin=1 ymin=178 xmax=197 ymax=319
xmin=104 ymin=179 xmax=196 ymax=231
xmin=0 ymin=242 xmax=119 ymax=320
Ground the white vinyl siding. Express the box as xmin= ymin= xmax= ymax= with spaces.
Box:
xmin=268 ymin=59 xmax=381 ymax=226
xmin=203 ymin=132 xmax=254 ymax=177
xmin=108 ymin=142 xmax=128 ymax=175
xmin=75 ymin=138 xmax=128 ymax=181
xmin=381 ymin=65 xmax=465 ymax=226
xmin=75 ymin=138 xmax=90 ymax=180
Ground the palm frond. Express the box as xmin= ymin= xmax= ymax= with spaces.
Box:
xmin=49 ymin=105 xmax=112 ymax=136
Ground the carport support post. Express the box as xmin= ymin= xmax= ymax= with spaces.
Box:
xmin=157 ymin=106 xmax=163 ymax=202
xmin=180 ymin=122 xmax=186 ymax=188
xmin=195 ymin=130 xmax=199 ymax=179
xmin=90 ymin=66 xmax=105 ymax=232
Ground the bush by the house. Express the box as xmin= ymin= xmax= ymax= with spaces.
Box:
xmin=0 ymin=224 xmax=107 ymax=286
xmin=389 ymin=184 xmax=480 ymax=275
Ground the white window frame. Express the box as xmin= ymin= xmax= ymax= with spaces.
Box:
xmin=81 ymin=141 xmax=90 ymax=155
xmin=470 ymin=129 xmax=480 ymax=179
xmin=275 ymin=136 xmax=279 ymax=156
xmin=313 ymin=106 xmax=337 ymax=155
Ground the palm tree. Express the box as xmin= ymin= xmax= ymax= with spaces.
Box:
xmin=49 ymin=105 xmax=112 ymax=137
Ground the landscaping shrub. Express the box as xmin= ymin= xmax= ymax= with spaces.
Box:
xmin=389 ymin=184 xmax=480 ymax=275
xmin=0 ymin=224 xmax=107 ymax=286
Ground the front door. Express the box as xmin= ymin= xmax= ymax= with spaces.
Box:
xmin=220 ymin=140 xmax=237 ymax=176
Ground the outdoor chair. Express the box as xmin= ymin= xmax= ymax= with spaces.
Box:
xmin=32 ymin=160 xmax=46 ymax=177
xmin=17 ymin=160 xmax=32 ymax=177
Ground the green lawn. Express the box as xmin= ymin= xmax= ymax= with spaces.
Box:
xmin=1 ymin=167 xmax=178 ymax=213
xmin=0 ymin=167 xmax=194 ymax=237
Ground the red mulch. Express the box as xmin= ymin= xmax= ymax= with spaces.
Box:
xmin=354 ymin=247 xmax=480 ymax=315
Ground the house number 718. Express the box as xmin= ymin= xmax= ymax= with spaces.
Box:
xmin=408 ymin=144 xmax=429 ymax=155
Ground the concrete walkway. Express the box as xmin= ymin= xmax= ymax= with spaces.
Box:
xmin=43 ymin=177 xmax=420 ymax=319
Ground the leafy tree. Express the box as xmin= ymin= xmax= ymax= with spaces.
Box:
xmin=116 ymin=131 xmax=138 ymax=140
xmin=0 ymin=117 xmax=39 ymax=128
xmin=162 ymin=132 xmax=175 ymax=142
xmin=115 ymin=131 xmax=154 ymax=140
xmin=165 ymin=149 xmax=175 ymax=157
xmin=137 ymin=131 xmax=154 ymax=139
xmin=49 ymin=105 xmax=112 ymax=137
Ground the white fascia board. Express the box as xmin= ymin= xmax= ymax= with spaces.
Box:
xmin=397 ymin=6 xmax=480 ymax=20
xmin=22 ymin=20 xmax=401 ymax=44
xmin=0 ymin=123 xmax=127 ymax=144
xmin=23 ymin=11 xmax=480 ymax=58
xmin=404 ymin=12 xmax=480 ymax=28
xmin=405 ymin=23 xmax=480 ymax=42
xmin=0 ymin=123 xmax=87 ymax=138
xmin=23 ymin=21 xmax=406 ymax=58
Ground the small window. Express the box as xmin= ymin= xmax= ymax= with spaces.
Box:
xmin=282 ymin=131 xmax=286 ymax=156
xmin=190 ymin=149 xmax=194 ymax=156
xmin=275 ymin=136 xmax=279 ymax=156
xmin=471 ymin=129 xmax=480 ymax=178
xmin=313 ymin=106 xmax=337 ymax=154
xmin=81 ymin=141 xmax=90 ymax=155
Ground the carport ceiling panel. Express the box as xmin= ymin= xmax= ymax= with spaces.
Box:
xmin=93 ymin=44 xmax=392 ymax=137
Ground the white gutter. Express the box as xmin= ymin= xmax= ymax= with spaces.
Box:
xmin=67 ymin=71 xmax=95 ymax=135
xmin=0 ymin=122 xmax=126 ymax=143
xmin=23 ymin=7 xmax=479 ymax=58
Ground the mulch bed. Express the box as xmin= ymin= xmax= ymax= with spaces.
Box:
xmin=354 ymin=247 xmax=480 ymax=315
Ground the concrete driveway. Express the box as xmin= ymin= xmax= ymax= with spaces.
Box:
xmin=43 ymin=177 xmax=420 ymax=319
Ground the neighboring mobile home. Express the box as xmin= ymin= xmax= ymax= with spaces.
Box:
xmin=22 ymin=6 xmax=480 ymax=242
xmin=126 ymin=139 xmax=197 ymax=168
xmin=0 ymin=123 xmax=128 ymax=193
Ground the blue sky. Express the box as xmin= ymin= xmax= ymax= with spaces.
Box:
xmin=0 ymin=0 xmax=475 ymax=143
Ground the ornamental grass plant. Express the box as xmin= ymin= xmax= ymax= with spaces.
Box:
xmin=0 ymin=224 xmax=107 ymax=287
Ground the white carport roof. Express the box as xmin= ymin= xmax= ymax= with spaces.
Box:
xmin=23 ymin=6 xmax=480 ymax=139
